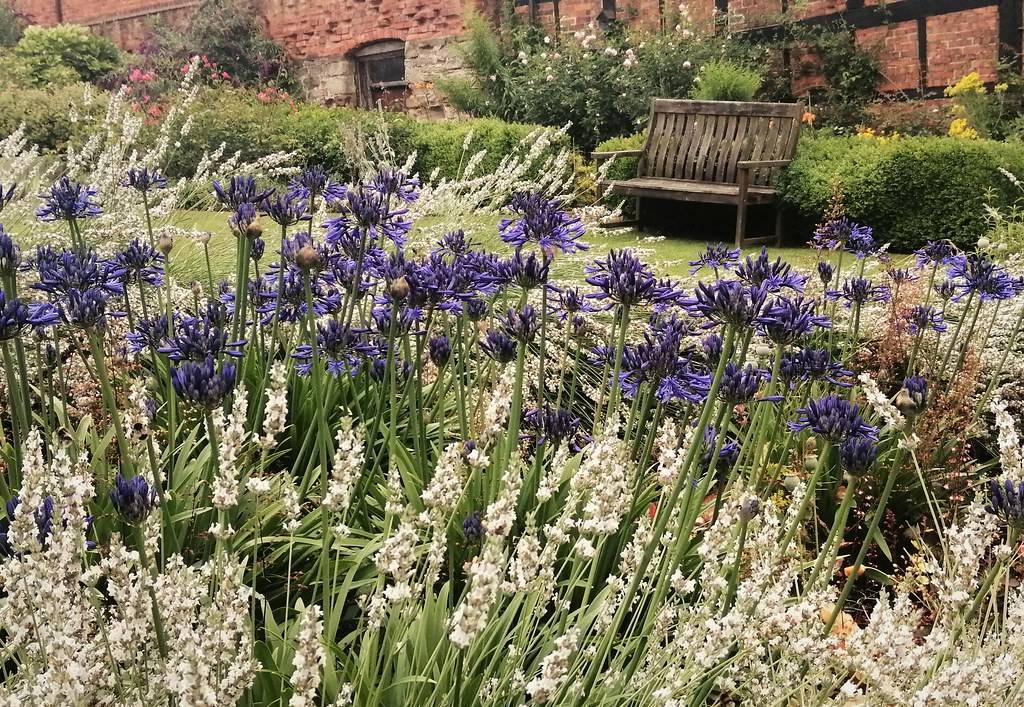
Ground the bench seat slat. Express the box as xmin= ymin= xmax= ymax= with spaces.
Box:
xmin=602 ymin=177 xmax=779 ymax=205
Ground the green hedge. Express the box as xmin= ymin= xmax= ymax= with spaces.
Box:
xmin=595 ymin=131 xmax=1024 ymax=251
xmin=0 ymin=86 xmax=561 ymax=183
xmin=781 ymin=134 xmax=1024 ymax=251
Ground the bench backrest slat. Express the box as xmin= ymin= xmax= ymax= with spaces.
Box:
xmin=640 ymin=99 xmax=803 ymax=186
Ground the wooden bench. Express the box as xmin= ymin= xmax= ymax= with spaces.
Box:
xmin=593 ymin=99 xmax=804 ymax=248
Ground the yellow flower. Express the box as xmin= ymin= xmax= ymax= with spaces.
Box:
xmin=948 ymin=118 xmax=980 ymax=140
xmin=995 ymin=82 xmax=1009 ymax=94
xmin=945 ymin=71 xmax=986 ymax=98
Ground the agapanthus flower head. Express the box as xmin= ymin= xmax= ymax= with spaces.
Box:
xmin=287 ymin=166 xmax=331 ymax=201
xmin=915 ymin=239 xmax=957 ymax=269
xmin=735 ymin=248 xmax=806 ymax=292
xmin=886 ymin=267 xmax=918 ymax=286
xmin=212 ymin=175 xmax=274 ymax=209
xmin=0 ymin=182 xmax=17 ymax=212
xmin=789 ymin=394 xmax=878 ymax=441
xmin=463 ymin=510 xmax=484 ymax=542
xmin=499 ymin=305 xmax=540 ymax=342
xmin=435 ymin=229 xmax=479 ymax=257
xmin=480 ymin=329 xmax=517 ymax=363
xmin=64 ymin=287 xmax=110 ymax=329
xmin=947 ymin=253 xmax=1021 ymax=302
xmin=0 ymin=291 xmax=59 ymax=340
xmin=700 ymin=425 xmax=740 ymax=472
xmin=810 ymin=217 xmax=872 ymax=253
xmin=907 ymin=304 xmax=946 ymax=333
xmin=170 ymin=356 xmax=237 ymax=407
xmin=780 ymin=348 xmax=852 ymax=387
xmin=292 ymin=319 xmax=371 ymax=376
xmin=126 ymin=313 xmax=172 ymax=353
xmin=261 ymin=192 xmax=310 ymax=227
xmin=901 ymin=374 xmax=928 ymax=408
xmin=250 ymin=237 xmax=265 ymax=263
xmin=817 ymin=260 xmax=834 ymax=286
xmin=369 ymin=169 xmax=421 ymax=203
xmin=548 ymin=285 xmax=597 ymax=319
xmin=839 ymin=435 xmax=877 ymax=476
xmin=584 ymin=249 xmax=661 ymax=307
xmin=936 ymin=279 xmax=957 ymax=300
xmin=228 ymin=202 xmax=259 ymax=232
xmin=826 ymin=276 xmax=891 ymax=308
xmin=121 ymin=167 xmax=168 ymax=193
xmin=0 ymin=226 xmax=20 ymax=277
xmin=755 ymin=296 xmax=830 ymax=345
xmin=689 ymin=242 xmax=740 ymax=276
xmin=429 ymin=334 xmax=451 ymax=367
xmin=683 ymin=279 xmax=768 ymax=327
xmin=465 ymin=297 xmax=489 ymax=322
xmin=719 ymin=362 xmax=771 ymax=404
xmin=523 ymin=406 xmax=589 ymax=450
xmin=499 ymin=192 xmax=587 ymax=254
xmin=369 ymin=355 xmax=412 ymax=382
xmin=34 ymin=248 xmax=125 ymax=298
xmin=496 ymin=250 xmax=547 ymax=292
xmin=109 ymin=474 xmax=157 ymax=525
xmin=114 ymin=239 xmax=164 ymax=287
xmin=985 ymin=479 xmax=1024 ymax=527
xmin=0 ymin=495 xmax=55 ymax=556
xmin=37 ymin=176 xmax=102 ymax=222
xmin=159 ymin=311 xmax=245 ymax=361
xmin=701 ymin=333 xmax=723 ymax=364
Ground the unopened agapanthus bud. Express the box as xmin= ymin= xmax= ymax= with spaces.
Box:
xmin=295 ymin=245 xmax=320 ymax=271
xmin=157 ymin=234 xmax=174 ymax=255
xmin=245 ymin=219 xmax=263 ymax=240
xmin=389 ymin=276 xmax=410 ymax=300
xmin=894 ymin=388 xmax=919 ymax=420
xmin=191 ymin=280 xmax=203 ymax=297
xmin=754 ymin=343 xmax=772 ymax=358
xmin=109 ymin=473 xmax=157 ymax=524
xmin=197 ymin=231 xmax=212 ymax=245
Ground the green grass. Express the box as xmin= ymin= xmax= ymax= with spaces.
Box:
xmin=165 ymin=209 xmax=830 ymax=286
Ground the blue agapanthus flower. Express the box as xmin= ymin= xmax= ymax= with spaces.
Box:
xmin=37 ymin=177 xmax=102 ymax=222
xmin=547 ymin=285 xmax=598 ymax=320
xmin=257 ymin=263 xmax=341 ymax=323
xmin=907 ymin=304 xmax=946 ymax=333
xmin=985 ymin=479 xmax=1024 ymax=526
xmin=683 ymin=279 xmax=768 ymax=328
xmin=735 ymin=248 xmax=806 ymax=293
xmin=34 ymin=248 xmax=125 ymax=299
xmin=429 ymin=334 xmax=451 ymax=367
xmin=789 ymin=394 xmax=878 ymax=441
xmin=700 ymin=425 xmax=740 ymax=471
xmin=615 ymin=319 xmax=711 ymax=404
xmin=435 ymin=229 xmax=480 ymax=258
xmin=480 ymin=329 xmax=517 ymax=363
xmin=499 ymin=192 xmax=587 ymax=254
xmin=369 ymin=169 xmax=421 ymax=203
xmin=779 ymin=348 xmax=853 ymax=387
xmin=585 ymin=249 xmax=665 ymax=307
xmin=902 ymin=375 xmax=928 ymax=408
xmin=826 ymin=277 xmax=891 ymax=307
xmin=109 ymin=474 xmax=157 ymax=524
xmin=170 ymin=356 xmax=237 ymax=407
xmin=946 ymin=253 xmax=1021 ymax=302
xmin=718 ymin=362 xmax=774 ymax=404
xmin=0 ymin=226 xmax=19 ymax=277
xmin=212 ymin=175 xmax=274 ymax=209
xmin=915 ymin=239 xmax=957 ymax=269
xmin=755 ymin=296 xmax=830 ymax=345
xmin=287 ymin=166 xmax=332 ymax=202
xmin=292 ymin=319 xmax=373 ymax=376
xmin=523 ymin=406 xmax=590 ymax=450
xmin=158 ymin=309 xmax=245 ymax=361
xmin=114 ymin=239 xmax=164 ymax=287
xmin=508 ymin=250 xmax=551 ymax=290
xmin=816 ymin=261 xmax=834 ymax=286
xmin=126 ymin=313 xmax=173 ymax=354
xmin=0 ymin=291 xmax=59 ymax=340
xmin=701 ymin=333 xmax=723 ymax=364
xmin=229 ymin=202 xmax=259 ymax=232
xmin=499 ymin=305 xmax=540 ymax=342
xmin=689 ymin=243 xmax=740 ymax=276
xmin=809 ymin=217 xmax=872 ymax=253
xmin=261 ymin=192 xmax=310 ymax=228
xmin=121 ymin=167 xmax=168 ymax=193
xmin=324 ymin=188 xmax=412 ymax=249
xmin=839 ymin=435 xmax=878 ymax=476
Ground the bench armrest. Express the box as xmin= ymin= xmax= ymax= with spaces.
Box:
xmin=592 ymin=149 xmax=643 ymax=161
xmin=737 ymin=159 xmax=792 ymax=169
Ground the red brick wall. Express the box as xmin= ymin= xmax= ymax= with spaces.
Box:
xmin=856 ymin=21 xmax=920 ymax=93
xmin=926 ymin=6 xmax=1000 ymax=86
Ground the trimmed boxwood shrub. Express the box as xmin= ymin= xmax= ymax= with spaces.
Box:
xmin=781 ymin=134 xmax=1024 ymax=252
xmin=594 ymin=130 xmax=1024 ymax=251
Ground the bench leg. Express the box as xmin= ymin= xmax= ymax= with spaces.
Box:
xmin=734 ymin=199 xmax=748 ymax=248
xmin=774 ymin=202 xmax=784 ymax=247
xmin=635 ymin=196 xmax=643 ymax=232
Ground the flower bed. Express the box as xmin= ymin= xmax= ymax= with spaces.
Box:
xmin=0 ymin=150 xmax=1022 ymax=704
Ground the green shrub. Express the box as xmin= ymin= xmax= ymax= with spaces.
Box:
xmin=13 ymin=25 xmax=122 ymax=86
xmin=406 ymin=117 xmax=550 ymax=180
xmin=691 ymin=61 xmax=762 ymax=102
xmin=594 ymin=131 xmax=645 ymax=181
xmin=0 ymin=1 xmax=25 ymax=48
xmin=781 ymin=133 xmax=1024 ymax=251
xmin=0 ymin=83 xmax=101 ymax=151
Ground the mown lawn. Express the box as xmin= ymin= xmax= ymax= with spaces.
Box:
xmin=165 ymin=209 xmax=829 ymax=285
